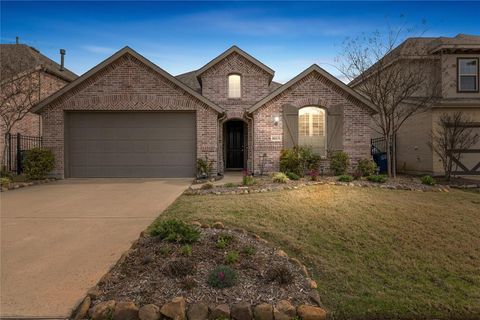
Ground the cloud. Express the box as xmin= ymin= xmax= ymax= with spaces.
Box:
xmin=82 ymin=45 xmax=115 ymax=54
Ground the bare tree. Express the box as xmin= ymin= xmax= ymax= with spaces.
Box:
xmin=429 ymin=112 xmax=479 ymax=181
xmin=337 ymin=20 xmax=440 ymax=177
xmin=0 ymin=64 xmax=40 ymax=166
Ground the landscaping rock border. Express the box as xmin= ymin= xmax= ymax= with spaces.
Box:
xmin=73 ymin=296 xmax=327 ymax=320
xmin=0 ymin=178 xmax=57 ymax=192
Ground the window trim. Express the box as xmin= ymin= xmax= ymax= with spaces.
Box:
xmin=297 ymin=106 xmax=327 ymax=156
xmin=228 ymin=73 xmax=242 ymax=99
xmin=457 ymin=57 xmax=479 ymax=93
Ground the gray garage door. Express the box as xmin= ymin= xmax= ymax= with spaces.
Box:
xmin=66 ymin=112 xmax=196 ymax=178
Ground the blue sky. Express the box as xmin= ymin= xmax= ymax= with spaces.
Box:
xmin=2 ymin=1 xmax=479 ymax=82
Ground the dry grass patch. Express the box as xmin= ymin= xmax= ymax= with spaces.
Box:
xmin=154 ymin=185 xmax=480 ymax=319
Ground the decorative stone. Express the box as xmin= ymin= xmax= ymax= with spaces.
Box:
xmin=308 ymin=290 xmax=322 ymax=307
xmin=231 ymin=302 xmax=252 ymax=320
xmin=296 ymin=305 xmax=327 ymax=320
xmin=139 ymin=304 xmax=160 ymax=320
xmin=87 ymin=286 xmax=101 ymax=300
xmin=306 ymin=278 xmax=317 ymax=289
xmin=187 ymin=303 xmax=208 ymax=320
xmin=275 ymin=250 xmax=288 ymax=258
xmin=274 ymin=300 xmax=296 ymax=320
xmin=253 ymin=303 xmax=273 ymax=320
xmin=210 ymin=304 xmax=230 ymax=319
xmin=212 ymin=221 xmax=224 ymax=229
xmin=190 ymin=221 xmax=202 ymax=227
xmin=160 ymin=297 xmax=186 ymax=320
xmin=114 ymin=301 xmax=139 ymax=320
xmin=90 ymin=300 xmax=116 ymax=320
xmin=73 ymin=296 xmax=91 ymax=320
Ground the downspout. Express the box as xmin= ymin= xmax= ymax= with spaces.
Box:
xmin=244 ymin=111 xmax=254 ymax=175
xmin=218 ymin=111 xmax=227 ymax=175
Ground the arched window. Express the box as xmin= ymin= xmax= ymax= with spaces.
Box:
xmin=228 ymin=74 xmax=241 ymax=98
xmin=298 ymin=106 xmax=326 ymax=155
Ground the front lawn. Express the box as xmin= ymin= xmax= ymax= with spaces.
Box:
xmin=156 ymin=185 xmax=480 ymax=319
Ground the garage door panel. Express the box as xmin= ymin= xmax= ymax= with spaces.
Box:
xmin=67 ymin=112 xmax=196 ymax=178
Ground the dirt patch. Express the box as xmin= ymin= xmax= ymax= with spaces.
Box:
xmin=95 ymin=228 xmax=312 ymax=307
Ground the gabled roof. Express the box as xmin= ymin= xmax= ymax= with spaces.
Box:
xmin=248 ymin=64 xmax=377 ymax=114
xmin=0 ymin=44 xmax=78 ymax=82
xmin=195 ymin=46 xmax=275 ymax=82
xmin=31 ymin=47 xmax=224 ymax=114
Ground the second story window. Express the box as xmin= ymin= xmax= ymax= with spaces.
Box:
xmin=228 ymin=74 xmax=241 ymax=98
xmin=458 ymin=58 xmax=479 ymax=92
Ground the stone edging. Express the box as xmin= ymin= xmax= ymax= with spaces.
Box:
xmin=72 ymin=222 xmax=325 ymax=320
xmin=0 ymin=178 xmax=57 ymax=192
xmin=184 ymin=179 xmax=452 ymax=196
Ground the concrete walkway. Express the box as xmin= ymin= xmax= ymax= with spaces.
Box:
xmin=0 ymin=178 xmax=190 ymax=318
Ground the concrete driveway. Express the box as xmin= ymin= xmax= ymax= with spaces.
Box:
xmin=0 ymin=178 xmax=190 ymax=318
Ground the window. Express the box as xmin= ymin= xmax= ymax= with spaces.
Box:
xmin=298 ymin=106 xmax=326 ymax=155
xmin=228 ymin=74 xmax=241 ymax=98
xmin=458 ymin=58 xmax=479 ymax=92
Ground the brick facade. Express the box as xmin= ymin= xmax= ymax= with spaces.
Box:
xmin=40 ymin=53 xmax=219 ymax=178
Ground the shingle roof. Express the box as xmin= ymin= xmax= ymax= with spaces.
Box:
xmin=0 ymin=44 xmax=78 ymax=82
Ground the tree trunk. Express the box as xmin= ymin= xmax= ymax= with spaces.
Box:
xmin=385 ymin=133 xmax=392 ymax=177
xmin=392 ymin=134 xmax=397 ymax=178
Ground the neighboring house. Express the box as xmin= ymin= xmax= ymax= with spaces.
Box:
xmin=0 ymin=43 xmax=77 ymax=165
xmin=351 ymin=34 xmax=480 ymax=176
xmin=31 ymin=46 xmax=375 ymax=178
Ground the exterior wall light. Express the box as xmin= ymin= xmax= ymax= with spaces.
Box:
xmin=273 ymin=116 xmax=280 ymax=126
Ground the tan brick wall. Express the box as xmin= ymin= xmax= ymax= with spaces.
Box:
xmin=252 ymin=71 xmax=372 ymax=174
xmin=40 ymin=53 xmax=220 ymax=178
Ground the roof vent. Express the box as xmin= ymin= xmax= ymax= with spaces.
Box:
xmin=60 ymin=49 xmax=66 ymax=71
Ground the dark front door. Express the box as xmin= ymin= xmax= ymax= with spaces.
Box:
xmin=226 ymin=121 xmax=245 ymax=169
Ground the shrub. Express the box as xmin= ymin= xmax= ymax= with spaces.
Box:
xmin=356 ymin=159 xmax=377 ymax=177
xmin=421 ymin=175 xmax=436 ymax=186
xmin=207 ymin=265 xmax=237 ymax=288
xmin=338 ymin=174 xmax=354 ymax=182
xmin=158 ymin=246 xmax=173 ymax=256
xmin=22 ymin=148 xmax=54 ymax=180
xmin=216 ymin=233 xmax=234 ymax=249
xmin=272 ymin=172 xmax=289 ymax=183
xmin=299 ymin=146 xmax=321 ymax=172
xmin=280 ymin=146 xmax=321 ymax=176
xmin=367 ymin=174 xmax=388 ymax=183
xmin=196 ymin=156 xmax=214 ymax=178
xmin=265 ymin=264 xmax=294 ymax=285
xmin=307 ymin=169 xmax=319 ymax=181
xmin=224 ymin=182 xmax=236 ymax=188
xmin=164 ymin=258 xmax=196 ymax=278
xmin=286 ymin=172 xmax=300 ymax=180
xmin=242 ymin=175 xmax=256 ymax=186
xmin=241 ymin=246 xmax=256 ymax=255
xmin=201 ymin=182 xmax=214 ymax=190
xmin=330 ymin=151 xmax=350 ymax=175
xmin=225 ymin=251 xmax=240 ymax=264
xmin=1 ymin=177 xmax=11 ymax=188
xmin=181 ymin=244 xmax=192 ymax=256
xmin=150 ymin=219 xmax=200 ymax=243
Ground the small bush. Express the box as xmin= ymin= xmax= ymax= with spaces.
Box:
xmin=164 ymin=258 xmax=196 ymax=278
xmin=224 ymin=182 xmax=236 ymax=188
xmin=307 ymin=169 xmax=319 ymax=181
xmin=286 ymin=172 xmax=300 ymax=180
xmin=225 ymin=251 xmax=240 ymax=264
xmin=338 ymin=174 xmax=354 ymax=182
xmin=216 ymin=233 xmax=234 ymax=249
xmin=330 ymin=151 xmax=350 ymax=175
xmin=280 ymin=148 xmax=301 ymax=176
xmin=272 ymin=172 xmax=289 ymax=183
xmin=201 ymin=182 xmax=214 ymax=190
xmin=421 ymin=175 xmax=436 ymax=186
xmin=22 ymin=148 xmax=55 ymax=180
xmin=265 ymin=264 xmax=294 ymax=285
xmin=242 ymin=175 xmax=256 ymax=186
xmin=207 ymin=265 xmax=237 ymax=288
xmin=356 ymin=159 xmax=377 ymax=177
xmin=196 ymin=156 xmax=214 ymax=178
xmin=181 ymin=244 xmax=192 ymax=256
xmin=367 ymin=174 xmax=388 ymax=183
xmin=150 ymin=219 xmax=200 ymax=243
xmin=1 ymin=177 xmax=11 ymax=187
xmin=242 ymin=246 xmax=256 ymax=255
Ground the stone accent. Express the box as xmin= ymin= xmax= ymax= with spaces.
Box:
xmin=210 ymin=304 xmax=230 ymax=319
xmin=113 ymin=301 xmax=139 ymax=320
xmin=253 ymin=303 xmax=273 ymax=320
xmin=160 ymin=297 xmax=186 ymax=320
xmin=73 ymin=296 xmax=91 ymax=320
xmin=230 ymin=302 xmax=252 ymax=320
xmin=139 ymin=304 xmax=161 ymax=320
xmin=296 ymin=305 xmax=327 ymax=320
xmin=187 ymin=303 xmax=209 ymax=320
xmin=89 ymin=300 xmax=116 ymax=320
xmin=273 ymin=300 xmax=296 ymax=320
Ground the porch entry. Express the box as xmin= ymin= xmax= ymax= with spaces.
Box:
xmin=225 ymin=120 xmax=246 ymax=169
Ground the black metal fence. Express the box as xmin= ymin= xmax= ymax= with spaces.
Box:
xmin=4 ymin=133 xmax=42 ymax=174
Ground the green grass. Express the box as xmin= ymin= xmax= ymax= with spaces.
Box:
xmin=154 ymin=185 xmax=480 ymax=319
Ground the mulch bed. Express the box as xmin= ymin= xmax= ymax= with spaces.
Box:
xmin=95 ymin=228 xmax=312 ymax=308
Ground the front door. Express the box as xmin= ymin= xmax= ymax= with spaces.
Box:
xmin=226 ymin=121 xmax=245 ymax=169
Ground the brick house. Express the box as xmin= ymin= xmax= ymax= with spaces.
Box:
xmin=31 ymin=46 xmax=376 ymax=178
xmin=0 ymin=44 xmax=77 ymax=165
